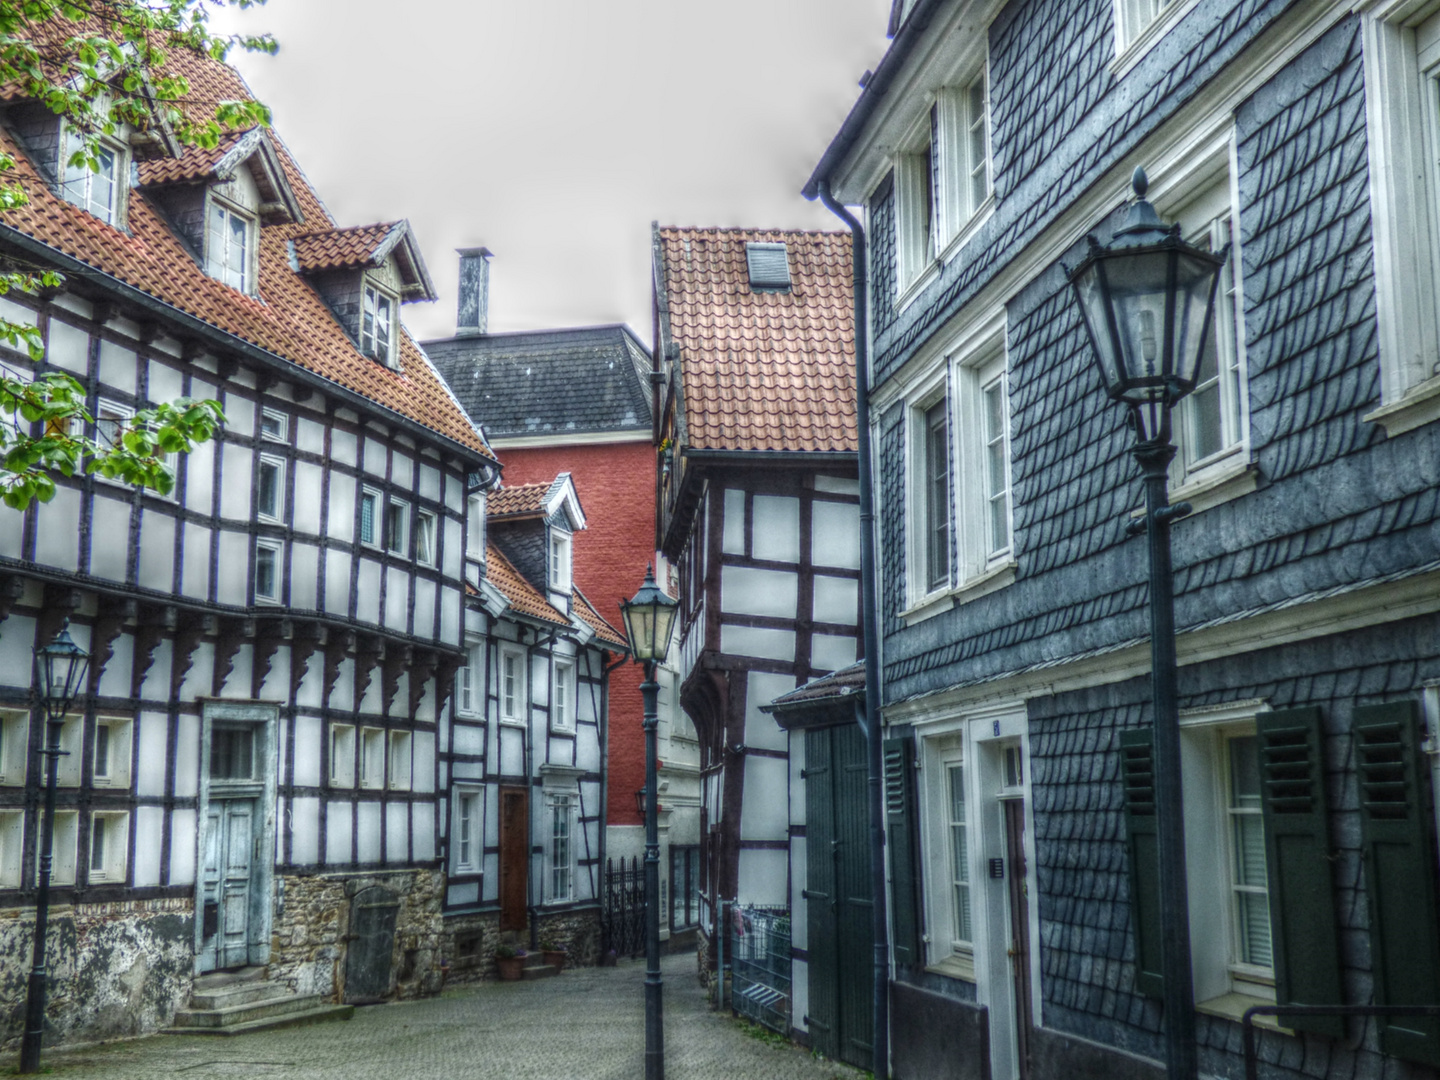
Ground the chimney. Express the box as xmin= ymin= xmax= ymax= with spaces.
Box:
xmin=456 ymin=247 xmax=493 ymax=336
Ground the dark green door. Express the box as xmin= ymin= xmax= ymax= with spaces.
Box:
xmin=805 ymin=724 xmax=873 ymax=1070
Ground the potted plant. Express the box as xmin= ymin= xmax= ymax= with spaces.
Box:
xmin=494 ymin=944 xmax=527 ymax=981
xmin=540 ymin=938 xmax=569 ymax=971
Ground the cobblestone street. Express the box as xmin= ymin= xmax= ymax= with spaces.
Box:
xmin=35 ymin=953 xmax=867 ymax=1080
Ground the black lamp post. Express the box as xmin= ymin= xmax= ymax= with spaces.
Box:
xmin=20 ymin=619 xmax=89 ymax=1074
xmin=619 ymin=566 xmax=679 ymax=1080
xmin=1067 ymin=167 xmax=1227 ymax=1080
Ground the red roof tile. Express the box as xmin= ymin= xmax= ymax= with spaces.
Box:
xmin=135 ymin=131 xmax=246 ymax=185
xmin=573 ymin=588 xmax=627 ymax=650
xmin=0 ymin=36 xmax=490 ymax=460
xmin=291 ymin=222 xmax=402 ymax=273
xmin=657 ymin=227 xmax=857 ymax=454
xmin=487 ymin=483 xmax=550 ymax=518
xmin=484 ymin=543 xmax=569 ymax=626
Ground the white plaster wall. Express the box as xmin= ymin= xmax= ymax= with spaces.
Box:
xmin=216 ymin=531 xmax=248 ymax=605
xmin=723 ymin=488 xmax=746 ymax=554
xmin=291 ymin=797 xmax=319 ymax=865
xmin=34 ymin=485 xmax=80 ymax=572
xmin=745 ymin=672 xmax=794 ymax=751
xmin=297 ymin=417 xmax=325 ymax=455
xmin=88 ymin=496 xmax=131 ymax=581
xmin=413 ymin=732 xmax=435 ymax=794
xmin=721 ymin=565 xmax=797 ymax=620
xmin=811 ymin=502 xmax=861 ymax=569
xmin=98 ymin=338 xmax=136 ymax=392
xmin=327 ymin=475 xmax=355 ymax=542
xmin=326 ymin=802 xmax=352 ymax=865
xmin=139 ymin=639 xmax=171 ymax=701
xmin=444 ymin=473 xmax=465 ymax=513
xmin=136 ymin=711 xmax=167 ymax=797
xmin=294 ymin=462 xmax=323 ymax=535
xmin=182 ymin=523 xmax=210 ymax=600
xmin=356 ymin=559 xmax=381 ymax=624
xmin=225 ymin=393 xmax=254 ymax=438
xmin=0 ymin=614 xmax=31 ymax=683
xmin=419 ymin=464 xmax=440 ymax=502
xmin=752 ymin=495 xmax=800 ymax=563
xmin=174 ymin=715 xmax=199 ymax=797
xmin=47 ymin=318 xmax=88 ymax=373
xmin=363 ymin=437 xmax=386 ymax=477
xmin=443 ymin=518 xmax=462 ymax=579
xmin=97 ymin=633 xmax=132 ymax=699
xmin=498 ymin=734 xmax=524 ymax=777
xmin=133 ymin=805 xmax=163 ymax=886
xmin=330 ymin=428 xmax=357 ymax=467
xmin=330 ymin=658 xmax=355 ymax=713
xmin=170 ymin=808 xmax=196 ymax=885
xmin=0 ymin=494 xmax=20 ymax=557
xmin=720 ymin=624 xmax=794 ymax=663
xmin=791 ymin=957 xmax=810 ymax=1037
xmin=296 ymin=649 xmax=323 ymax=710
xmin=148 ymin=358 xmax=183 ymax=404
xmin=448 ymin=882 xmax=479 ymax=906
xmin=220 ymin=444 xmax=251 ymax=519
xmin=813 ymin=576 xmax=858 ymax=626
xmin=219 ymin=644 xmax=252 ymax=698
xmin=291 ymin=543 xmax=319 ymax=610
xmin=737 ymin=848 xmax=787 ymax=906
xmin=413 ymin=579 xmax=436 ymax=638
xmin=811 ymin=634 xmax=857 ymax=673
xmin=452 ymin=725 xmax=483 ymax=756
xmin=180 ymin=642 xmax=214 ymax=700
xmin=392 ymin=452 xmax=413 ymax=490
xmin=138 ymin=510 xmax=174 ymax=591
xmin=413 ymin=805 xmax=435 ymax=860
xmin=186 ymin=440 xmax=214 ymax=515
xmin=385 ymin=802 xmax=409 ymax=862
xmin=258 ymin=648 xmax=288 ymax=702
xmin=577 ymin=732 xmax=601 ymax=774
xmin=440 ymin=587 xmax=461 ymax=646
xmin=356 ymin=802 xmax=381 ymax=863
xmin=740 ymin=756 xmax=788 ymax=841
xmin=324 ymin=549 xmax=351 ymax=616
xmin=293 ymin=715 xmax=321 ymax=787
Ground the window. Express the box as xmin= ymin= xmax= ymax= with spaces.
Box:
xmin=386 ymin=498 xmax=408 ymax=556
xmin=670 ymin=846 xmax=700 ymax=930
xmin=92 ymin=717 xmax=131 ymax=789
xmin=455 ymin=789 xmax=481 ymax=872
xmin=415 ymin=509 xmax=437 ymax=566
xmin=896 ymin=112 xmax=936 ymax=291
xmin=61 ymin=126 xmax=123 ymax=225
xmin=549 ymin=530 xmax=572 ymax=591
xmin=359 ymin=487 xmax=381 ymax=547
xmin=980 ymin=367 xmax=1011 ymax=558
xmin=260 ymin=408 xmax=288 ymax=442
xmin=361 ymin=284 xmax=396 ymax=366
xmin=500 ymin=647 xmax=526 ymax=725
xmin=89 ymin=811 xmax=128 ymax=883
xmin=919 ymin=732 xmax=973 ymax=969
xmin=922 ymin=398 xmax=950 ymax=594
xmin=0 ymin=810 xmax=21 ymax=888
xmin=1225 ymin=736 xmax=1271 ymax=977
xmin=96 ymin=399 xmax=175 ymax=493
xmin=257 ymin=456 xmax=285 ymax=522
xmin=1116 ymin=0 xmax=1173 ymax=50
xmin=935 ymin=69 xmax=991 ymax=243
xmin=456 ymin=644 xmax=482 ymax=718
xmin=210 ymin=724 xmax=256 ymax=782
xmin=49 ymin=809 xmax=78 ymax=886
xmin=746 ymin=242 xmax=791 ymax=291
xmin=0 ymin=711 xmax=28 ymax=786
xmin=360 ymin=727 xmax=385 ymax=789
xmin=329 ymin=724 xmax=356 ymax=788
xmin=206 ymin=200 xmax=253 ymax=293
xmin=387 ymin=731 xmax=412 ymax=791
xmin=552 ymin=660 xmax=575 ymax=733
xmin=254 ymin=540 xmax=281 ymax=603
xmin=548 ymin=794 xmax=574 ymax=903
xmin=954 ymin=351 xmax=1012 ymax=581
xmin=466 ymin=493 xmax=486 ymax=559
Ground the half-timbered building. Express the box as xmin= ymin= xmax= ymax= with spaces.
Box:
xmin=0 ymin=43 xmax=498 ymax=1047
xmin=650 ymin=225 xmax=862 ymax=1049
xmin=440 ymin=474 xmax=627 ymax=977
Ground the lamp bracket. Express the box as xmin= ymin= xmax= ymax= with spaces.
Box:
xmin=1155 ymin=502 xmax=1193 ymax=524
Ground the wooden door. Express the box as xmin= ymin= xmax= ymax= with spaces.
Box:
xmin=200 ymin=800 xmax=253 ymax=972
xmin=344 ymin=886 xmax=400 ymax=1003
xmin=1003 ymin=798 xmax=1032 ymax=1080
xmin=499 ymin=786 xmax=529 ymax=932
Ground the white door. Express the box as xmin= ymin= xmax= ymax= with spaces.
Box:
xmin=199 ymin=800 xmax=254 ymax=972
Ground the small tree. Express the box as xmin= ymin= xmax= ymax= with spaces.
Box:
xmin=0 ymin=0 xmax=280 ymax=509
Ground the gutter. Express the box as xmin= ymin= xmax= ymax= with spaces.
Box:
xmin=679 ymin=448 xmax=857 ymax=464
xmin=0 ymin=223 xmax=495 ymax=470
xmin=816 ymin=181 xmax=889 ymax=1080
xmin=802 ymin=0 xmax=949 ymax=200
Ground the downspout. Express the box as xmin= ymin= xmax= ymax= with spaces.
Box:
xmin=818 ymin=181 xmax=888 ymax=1080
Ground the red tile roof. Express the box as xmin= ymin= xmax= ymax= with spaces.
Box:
xmin=573 ymin=588 xmax=628 ymax=650
xmin=0 ymin=37 xmax=490 ymax=460
xmin=135 ymin=130 xmax=246 ymax=185
xmin=291 ymin=222 xmax=402 ymax=273
xmin=484 ymin=543 xmax=569 ymax=626
xmin=487 ymin=482 xmax=550 ymax=518
xmin=657 ymin=227 xmax=857 ymax=454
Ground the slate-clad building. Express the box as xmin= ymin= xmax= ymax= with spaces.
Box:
xmin=807 ymin=1 xmax=1440 ymax=1078
xmin=651 ymin=225 xmax=865 ymax=1057
xmin=0 ymin=39 xmax=498 ymax=1046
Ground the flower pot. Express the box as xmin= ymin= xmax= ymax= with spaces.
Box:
xmin=496 ymin=955 xmax=525 ymax=981
xmin=543 ymin=949 xmax=568 ymax=971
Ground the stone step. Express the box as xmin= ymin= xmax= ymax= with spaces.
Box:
xmin=193 ymin=966 xmax=268 ymax=991
xmin=164 ymin=1003 xmax=354 ymax=1037
xmin=171 ymin=991 xmax=332 ymax=1029
xmin=189 ymin=980 xmax=296 ymax=1011
xmin=520 ymin=963 xmax=558 ymax=981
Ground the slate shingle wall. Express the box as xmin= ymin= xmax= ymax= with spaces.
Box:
xmin=869 ymin=175 xmax=898 ymax=339
xmin=1031 ymin=613 xmax=1440 ymax=1080
xmin=879 ymin=402 xmax=907 ymax=637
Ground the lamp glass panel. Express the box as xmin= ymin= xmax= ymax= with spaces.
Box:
xmin=651 ymin=602 xmax=678 ymax=659
xmin=1101 ymin=249 xmax=1174 ymax=402
xmin=624 ymin=604 xmax=657 ymax=660
xmin=1072 ymin=262 xmax=1123 ymax=396
xmin=1169 ymin=250 xmax=1222 ymax=394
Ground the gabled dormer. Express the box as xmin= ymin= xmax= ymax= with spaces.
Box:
xmin=290 ymin=220 xmax=437 ymax=370
xmin=137 ymin=127 xmax=303 ymax=296
xmin=486 ymin=473 xmax=586 ymax=613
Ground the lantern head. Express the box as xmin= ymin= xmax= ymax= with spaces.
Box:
xmin=620 ymin=564 xmax=679 ymax=664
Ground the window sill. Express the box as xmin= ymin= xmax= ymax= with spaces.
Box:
xmin=901 ymin=561 xmax=1018 ymax=627
xmin=499 ymin=717 xmax=526 ymax=728
xmin=899 ymin=589 xmax=953 ymax=627
xmin=1109 ymin=0 xmax=1205 ymax=81
xmin=1364 ymin=372 xmax=1440 ymax=438
xmin=925 ymin=954 xmax=976 ymax=982
xmin=1129 ymin=457 xmax=1258 ymax=520
xmin=1196 ymin=992 xmax=1290 ymax=1034
xmin=938 ymin=197 xmax=995 ymax=268
xmin=896 ymin=261 xmax=941 ymax=314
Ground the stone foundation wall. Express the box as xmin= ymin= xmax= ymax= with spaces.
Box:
xmin=270 ymin=868 xmax=444 ymax=1003
xmin=0 ymin=898 xmax=194 ymax=1050
xmin=441 ymin=905 xmax=602 ymax=984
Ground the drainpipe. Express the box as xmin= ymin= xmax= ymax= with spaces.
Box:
xmin=817 ymin=181 xmax=888 ymax=1080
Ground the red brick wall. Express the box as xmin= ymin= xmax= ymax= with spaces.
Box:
xmin=496 ymin=439 xmax=654 ymax=827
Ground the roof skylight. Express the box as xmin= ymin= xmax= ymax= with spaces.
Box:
xmin=746 ymin=242 xmax=791 ymax=291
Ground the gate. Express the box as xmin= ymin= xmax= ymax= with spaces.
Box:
xmin=344 ymin=885 xmax=399 ymax=1003
xmin=601 ymin=856 xmax=645 ymax=959
xmin=727 ymin=904 xmax=792 ymax=1034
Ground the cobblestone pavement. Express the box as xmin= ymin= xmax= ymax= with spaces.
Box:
xmin=37 ymin=953 xmax=868 ymax=1080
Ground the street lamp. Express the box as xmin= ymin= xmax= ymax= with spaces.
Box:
xmin=1066 ymin=167 xmax=1226 ymax=1080
xmin=20 ymin=618 xmax=90 ymax=1074
xmin=620 ymin=565 xmax=679 ymax=1080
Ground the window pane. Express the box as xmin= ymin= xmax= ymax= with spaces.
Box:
xmin=258 ymin=462 xmax=279 ymax=518
xmin=90 ymin=816 xmax=105 ymax=871
xmin=255 ymin=546 xmax=276 ymax=599
xmin=948 ymin=764 xmax=971 ymax=945
xmin=94 ymin=725 xmax=110 ymax=779
xmin=925 ymin=400 xmax=949 ymax=590
xmin=211 ymin=726 xmax=255 ymax=780
xmin=360 ymin=493 xmax=376 ymax=544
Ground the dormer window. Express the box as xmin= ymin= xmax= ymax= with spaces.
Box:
xmin=207 ymin=200 xmax=254 ymax=293
xmin=362 ymin=284 xmax=396 ymax=366
xmin=549 ymin=530 xmax=572 ymax=592
xmin=61 ymin=127 xmax=124 ymax=225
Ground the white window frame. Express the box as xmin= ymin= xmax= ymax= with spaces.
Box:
xmin=359 ymin=727 xmax=386 ymax=790
xmin=455 ymin=643 xmax=483 ymax=719
xmin=551 ymin=659 xmax=576 ymax=733
xmin=386 ymin=497 xmax=409 ymax=556
xmin=387 ymin=730 xmax=412 ymax=792
xmin=205 ymin=195 xmax=256 ymax=295
xmin=92 ymin=716 xmax=132 ymax=789
xmin=88 ymin=810 xmax=128 ymax=883
xmin=0 ymin=809 xmax=22 ymax=888
xmin=257 ymin=454 xmax=286 ymax=523
xmin=1111 ymin=0 xmax=1201 ymax=78
xmin=952 ymin=346 xmax=1013 ymax=585
xmin=920 ymin=729 xmax=974 ymax=976
xmin=415 ymin=508 xmax=438 ymax=567
xmin=49 ymin=809 xmax=78 ymax=886
xmin=546 ymin=792 xmax=576 ymax=904
xmin=549 ymin=529 xmax=572 ymax=592
xmin=935 ymin=64 xmax=993 ymax=253
xmin=1363 ymin=1 xmax=1440 ymax=437
xmin=359 ymin=486 xmax=382 ymax=549
xmin=329 ymin=723 xmax=356 ymax=788
xmin=260 ymin=408 xmax=289 ymax=442
xmin=466 ymin=492 xmax=486 ymax=560
xmin=361 ymin=282 xmax=398 ymax=368
xmin=0 ymin=711 xmax=28 ymax=786
xmin=60 ymin=123 xmax=126 ymax=226
xmin=454 ymin=787 xmax=482 ymax=872
xmin=254 ymin=539 xmax=282 ymax=604
xmin=905 ymin=368 xmax=952 ymax=610
xmin=499 ymin=645 xmax=527 ymax=726
xmin=895 ymin=109 xmax=938 ymax=297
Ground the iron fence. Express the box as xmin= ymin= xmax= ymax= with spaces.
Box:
xmin=601 ymin=856 xmax=645 ymax=960
xmin=725 ymin=904 xmax=791 ymax=1035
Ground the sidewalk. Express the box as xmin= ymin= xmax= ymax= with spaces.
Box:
xmin=32 ymin=952 xmax=868 ymax=1080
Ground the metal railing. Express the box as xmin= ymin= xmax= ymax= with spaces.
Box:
xmin=601 ymin=856 xmax=645 ymax=960
xmin=1242 ymin=1004 xmax=1440 ymax=1080
xmin=725 ymin=904 xmax=792 ymax=1035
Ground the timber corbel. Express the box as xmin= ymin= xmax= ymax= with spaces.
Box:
xmin=289 ymin=622 xmax=327 ymax=702
xmin=251 ymin=617 xmax=293 ymax=699
xmin=212 ymin=616 xmax=256 ymax=697
xmin=381 ymin=644 xmax=412 ymax=717
xmin=88 ymin=597 xmax=137 ymax=696
xmin=171 ymin=612 xmax=218 ymax=700
xmin=131 ymin=605 xmax=176 ymax=699
xmin=354 ymin=635 xmax=385 ymax=708
xmin=36 ymin=585 xmax=82 ymax=649
xmin=322 ymin=629 xmax=356 ymax=707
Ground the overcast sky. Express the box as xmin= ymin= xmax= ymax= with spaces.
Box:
xmin=211 ymin=0 xmax=893 ymax=346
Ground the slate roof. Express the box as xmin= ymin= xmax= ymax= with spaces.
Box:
xmin=484 ymin=543 xmax=569 ymax=626
xmin=426 ymin=324 xmax=651 ymax=440
xmin=573 ymin=588 xmax=628 ymax=650
xmin=766 ymin=662 xmax=866 ymax=710
xmin=0 ymin=30 xmax=489 ymax=460
xmin=655 ymin=227 xmax=857 ymax=454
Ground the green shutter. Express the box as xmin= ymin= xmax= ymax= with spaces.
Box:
xmin=1120 ymin=728 xmax=1164 ymax=998
xmin=1256 ymin=708 xmax=1344 ymax=1037
xmin=1354 ymin=701 xmax=1440 ymax=1068
xmin=883 ymin=735 xmax=922 ymax=967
